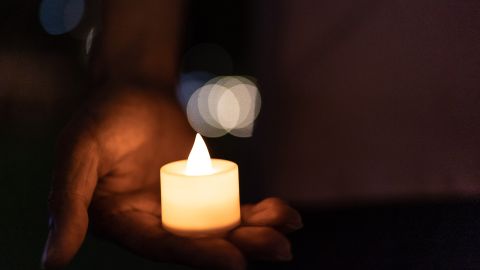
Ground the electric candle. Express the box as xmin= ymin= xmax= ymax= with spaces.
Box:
xmin=160 ymin=134 xmax=241 ymax=237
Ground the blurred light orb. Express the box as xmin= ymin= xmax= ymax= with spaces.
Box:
xmin=85 ymin=27 xmax=95 ymax=55
xmin=39 ymin=0 xmax=85 ymax=35
xmin=186 ymin=85 xmax=228 ymax=138
xmin=177 ymin=71 xmax=215 ymax=109
xmin=217 ymin=89 xmax=241 ymax=130
xmin=186 ymin=76 xmax=261 ymax=138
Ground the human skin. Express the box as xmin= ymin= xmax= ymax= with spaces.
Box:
xmin=41 ymin=0 xmax=302 ymax=269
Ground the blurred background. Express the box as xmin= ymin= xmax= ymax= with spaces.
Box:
xmin=3 ymin=0 xmax=480 ymax=269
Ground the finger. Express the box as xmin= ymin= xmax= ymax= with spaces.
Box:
xmin=94 ymin=208 xmax=246 ymax=270
xmin=242 ymin=197 xmax=303 ymax=233
xmin=42 ymin=127 xmax=99 ymax=269
xmin=228 ymin=226 xmax=292 ymax=261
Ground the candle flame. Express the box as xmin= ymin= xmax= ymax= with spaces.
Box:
xmin=185 ymin=133 xmax=214 ymax=175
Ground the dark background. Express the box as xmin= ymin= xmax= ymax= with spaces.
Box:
xmin=3 ymin=1 xmax=480 ymax=269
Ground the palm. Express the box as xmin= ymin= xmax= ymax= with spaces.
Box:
xmin=43 ymin=89 xmax=302 ymax=270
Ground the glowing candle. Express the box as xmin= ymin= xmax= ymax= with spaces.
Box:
xmin=160 ymin=134 xmax=241 ymax=237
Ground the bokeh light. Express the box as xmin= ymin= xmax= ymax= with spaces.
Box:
xmin=39 ymin=0 xmax=85 ymax=35
xmin=184 ymin=76 xmax=261 ymax=138
xmin=186 ymin=84 xmax=228 ymax=138
xmin=85 ymin=27 xmax=95 ymax=55
xmin=177 ymin=71 xmax=215 ymax=109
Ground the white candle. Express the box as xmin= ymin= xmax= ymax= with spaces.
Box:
xmin=160 ymin=134 xmax=241 ymax=237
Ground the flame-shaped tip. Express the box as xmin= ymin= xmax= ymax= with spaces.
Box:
xmin=185 ymin=133 xmax=213 ymax=175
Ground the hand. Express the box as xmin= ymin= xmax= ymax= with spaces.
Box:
xmin=41 ymin=86 xmax=302 ymax=270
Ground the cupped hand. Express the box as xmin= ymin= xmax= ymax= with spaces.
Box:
xmin=41 ymin=86 xmax=302 ymax=270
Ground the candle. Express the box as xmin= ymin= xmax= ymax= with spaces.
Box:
xmin=160 ymin=134 xmax=241 ymax=237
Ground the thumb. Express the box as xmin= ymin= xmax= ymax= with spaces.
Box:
xmin=42 ymin=130 xmax=99 ymax=269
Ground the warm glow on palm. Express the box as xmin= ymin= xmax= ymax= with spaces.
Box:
xmin=42 ymin=88 xmax=302 ymax=270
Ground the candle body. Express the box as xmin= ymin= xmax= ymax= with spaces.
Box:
xmin=160 ymin=159 xmax=240 ymax=237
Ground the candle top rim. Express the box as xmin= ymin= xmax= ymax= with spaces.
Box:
xmin=160 ymin=158 xmax=237 ymax=177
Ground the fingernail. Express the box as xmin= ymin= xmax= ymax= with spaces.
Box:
xmin=275 ymin=244 xmax=292 ymax=261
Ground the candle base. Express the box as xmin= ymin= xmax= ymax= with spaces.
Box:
xmin=163 ymin=220 xmax=241 ymax=238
